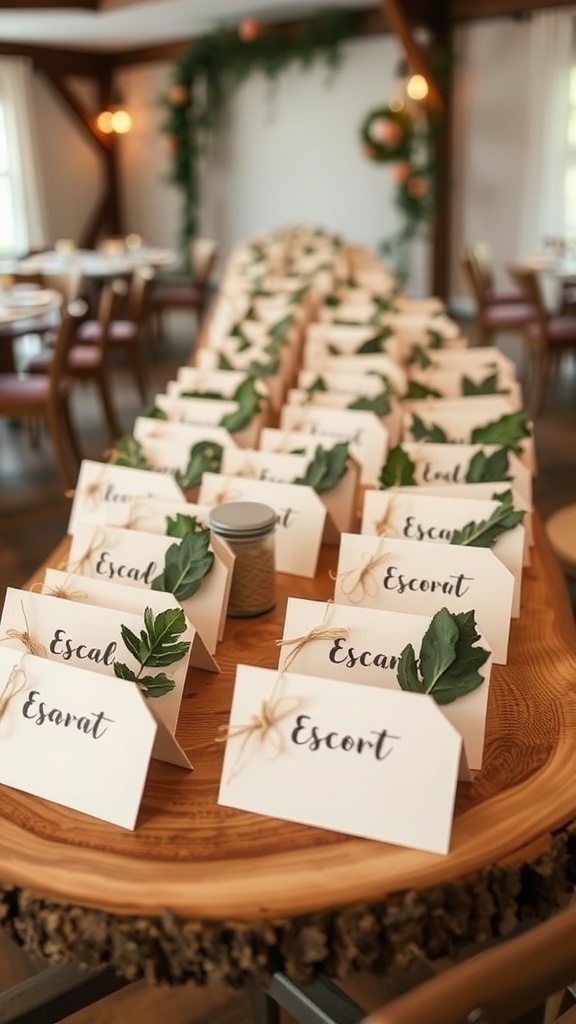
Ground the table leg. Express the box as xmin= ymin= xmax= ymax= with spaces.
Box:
xmin=0 ymin=963 xmax=128 ymax=1023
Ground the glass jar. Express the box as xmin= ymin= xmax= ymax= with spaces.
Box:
xmin=208 ymin=501 xmax=277 ymax=617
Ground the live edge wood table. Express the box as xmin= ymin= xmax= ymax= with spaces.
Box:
xmin=2 ymin=516 xmax=576 ymax=1008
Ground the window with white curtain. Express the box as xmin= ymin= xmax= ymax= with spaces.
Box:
xmin=0 ymin=104 xmax=16 ymax=254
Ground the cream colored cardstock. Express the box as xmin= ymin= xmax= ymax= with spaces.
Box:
xmin=398 ymin=442 xmax=533 ymax=507
xmin=301 ymin=351 xmax=403 ymax=386
xmin=407 ymin=367 xmax=521 ymax=407
xmin=133 ymin=416 xmax=237 ymax=452
xmin=422 ymin=346 xmax=517 ymax=379
xmin=154 ymin=393 xmax=265 ymax=449
xmin=0 ymin=587 xmax=192 ymax=769
xmin=278 ymin=598 xmax=492 ymax=770
xmin=360 ymin=490 xmax=525 ymax=618
xmin=297 ymin=364 xmax=407 ymax=399
xmin=66 ymin=523 xmax=229 ymax=655
xmin=198 ymin=472 xmax=326 ymax=577
xmin=68 ymin=459 xmax=185 ymax=536
xmin=332 ymin=533 xmax=514 ymax=664
xmin=218 ymin=664 xmax=462 ymax=855
xmin=279 ymin=405 xmax=388 ymax=487
xmin=285 ymin=388 xmax=402 ymax=450
xmin=0 ymin=648 xmax=156 ymax=830
xmin=41 ymin=567 xmax=219 ymax=672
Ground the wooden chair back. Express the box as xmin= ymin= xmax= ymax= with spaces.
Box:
xmin=461 ymin=246 xmax=487 ymax=309
xmin=48 ymin=298 xmax=87 ymax=394
xmin=42 ymin=269 xmax=84 ymax=305
xmin=507 ymin=263 xmax=548 ymax=325
xmin=362 ymin=900 xmax=576 ymax=1024
xmin=97 ymin=278 xmax=130 ymax=355
xmin=472 ymin=240 xmax=496 ymax=292
xmin=126 ymin=265 xmax=156 ymax=325
xmin=189 ymin=237 xmax=217 ymax=285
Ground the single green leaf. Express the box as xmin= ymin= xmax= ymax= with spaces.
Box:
xmin=465 ymin=448 xmax=511 ymax=483
xmin=418 ymin=607 xmax=460 ymax=693
xmin=470 ymin=411 xmax=531 ymax=454
xmin=426 ymin=329 xmax=443 ymax=349
xmin=396 ymin=644 xmax=425 ymax=693
xmin=404 ymin=380 xmax=442 ymax=400
xmin=113 ymin=661 xmax=138 ymax=682
xmin=217 ymin=353 xmax=234 ymax=370
xmin=175 ymin=440 xmax=223 ymax=490
xmin=450 ymin=489 xmax=525 ymax=547
xmin=304 ymin=376 xmax=328 ymax=396
xmin=137 ymin=672 xmax=178 ymax=698
xmin=379 ymin=445 xmax=416 ymax=488
xmin=294 ymin=442 xmax=349 ymax=494
xmin=269 ymin=313 xmax=293 ymax=343
xmin=109 ymin=435 xmax=150 ymax=469
xmin=355 ymin=326 xmax=393 ymax=354
xmin=113 ymin=607 xmax=191 ymax=699
xmin=220 ymin=377 xmax=262 ymax=433
xmin=180 ymin=389 xmax=223 ymax=400
xmin=151 ymin=530 xmax=214 ymax=601
xmin=410 ymin=412 xmax=449 ymax=443
xmin=165 ymin=512 xmax=206 ymax=538
xmin=462 ymin=372 xmax=508 ymax=396
xmin=396 ymin=607 xmax=489 ymax=706
xmin=407 ymin=344 xmax=432 ymax=369
xmin=348 ymin=390 xmax=392 ymax=416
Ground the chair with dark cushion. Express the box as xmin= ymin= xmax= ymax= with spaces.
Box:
xmin=461 ymin=247 xmax=536 ymax=347
xmin=149 ymin=237 xmax=217 ymax=342
xmin=25 ymin=279 xmax=128 ymax=442
xmin=508 ymin=262 xmax=576 ymax=414
xmin=0 ymin=300 xmax=86 ymax=491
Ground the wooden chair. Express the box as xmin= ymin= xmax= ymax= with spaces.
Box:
xmin=472 ymin=241 xmax=527 ymax=306
xmin=71 ymin=265 xmax=156 ymax=402
xmin=25 ymin=279 xmax=128 ymax=442
xmin=508 ymin=263 xmax=576 ymax=414
xmin=149 ymin=236 xmax=217 ymax=341
xmin=0 ymin=300 xmax=86 ymax=491
xmin=461 ymin=246 xmax=536 ymax=347
xmin=361 ymin=900 xmax=576 ymax=1024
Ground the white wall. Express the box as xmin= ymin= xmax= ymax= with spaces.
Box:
xmin=31 ymin=19 xmax=536 ymax=304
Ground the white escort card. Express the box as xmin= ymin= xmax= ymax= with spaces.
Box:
xmin=195 ymin=342 xmax=287 ymax=413
xmin=332 ymin=533 xmax=514 ymax=663
xmin=393 ymin=442 xmax=533 ymax=506
xmin=360 ymin=489 xmax=525 ymax=617
xmin=297 ymin=363 xmax=407 ymax=399
xmin=0 ymin=587 xmax=192 ymax=768
xmin=41 ymin=567 xmax=219 ymax=672
xmin=68 ymin=459 xmax=185 ymax=535
xmin=421 ymin=346 xmax=517 ymax=379
xmin=66 ymin=523 xmax=231 ymax=655
xmin=197 ymin=472 xmax=326 ymax=577
xmin=301 ymin=351 xmax=404 ymax=389
xmin=407 ymin=367 xmax=522 ymax=407
xmin=154 ymin=393 xmax=266 ymax=449
xmin=285 ymin=388 xmax=402 ymax=450
xmin=219 ymin=444 xmax=359 ymax=544
xmin=279 ymin=405 xmax=388 ymax=487
xmin=218 ymin=665 xmax=462 ymax=855
xmin=277 ymin=598 xmax=492 ymax=770
xmin=0 ymin=648 xmax=156 ymax=829
xmin=133 ymin=416 xmax=237 ymax=453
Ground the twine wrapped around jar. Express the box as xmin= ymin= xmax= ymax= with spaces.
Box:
xmin=209 ymin=501 xmax=277 ymax=617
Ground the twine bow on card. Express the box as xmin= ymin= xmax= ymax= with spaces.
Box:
xmin=275 ymin=600 xmax=349 ymax=670
xmin=237 ymin=457 xmax=258 ymax=479
xmin=63 ymin=528 xmax=109 ymax=576
xmin=65 ymin=470 xmax=108 ymax=508
xmin=29 ymin=579 xmax=87 ymax=601
xmin=373 ymin=490 xmax=401 ymax=538
xmin=121 ymin=497 xmax=155 ymax=530
xmin=330 ymin=541 xmax=390 ymax=604
xmin=0 ymin=602 xmax=46 ymax=657
xmin=0 ymin=659 xmax=28 ymax=721
xmin=213 ymin=481 xmax=242 ymax=506
xmin=216 ymin=673 xmax=301 ymax=782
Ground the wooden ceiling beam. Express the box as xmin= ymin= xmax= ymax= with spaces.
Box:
xmin=381 ymin=0 xmax=443 ymax=111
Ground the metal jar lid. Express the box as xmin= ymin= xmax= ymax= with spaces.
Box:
xmin=208 ymin=501 xmax=277 ymax=541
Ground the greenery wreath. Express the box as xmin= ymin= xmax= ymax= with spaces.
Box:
xmin=360 ymin=105 xmax=415 ymax=163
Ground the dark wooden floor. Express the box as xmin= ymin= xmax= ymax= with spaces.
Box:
xmin=0 ymin=316 xmax=574 ymax=1022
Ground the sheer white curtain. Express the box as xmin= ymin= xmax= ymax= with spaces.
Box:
xmin=0 ymin=57 xmax=48 ymax=254
xmin=518 ymin=11 xmax=575 ymax=257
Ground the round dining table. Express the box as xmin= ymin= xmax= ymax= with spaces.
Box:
xmin=0 ymin=287 xmax=62 ymax=372
xmin=1 ymin=515 xmax=576 ymax=992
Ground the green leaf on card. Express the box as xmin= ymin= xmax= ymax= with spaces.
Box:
xmin=219 ymin=377 xmax=262 ymax=433
xmin=294 ymin=442 xmax=349 ymax=494
xmin=470 ymin=411 xmax=531 ymax=454
xmin=404 ymin=380 xmax=442 ymax=400
xmin=113 ymin=606 xmax=190 ymax=698
xmin=379 ymin=445 xmax=417 ymax=488
xmin=108 ymin=435 xmax=150 ymax=469
xmin=465 ymin=447 xmax=511 ymax=483
xmin=396 ymin=607 xmax=489 ymax=706
xmin=450 ymin=488 xmax=525 ymax=547
xmin=356 ymin=326 xmax=393 ymax=354
xmin=410 ymin=412 xmax=449 ymax=443
xmin=141 ymin=404 xmax=168 ymax=420
xmin=151 ymin=530 xmax=214 ymax=601
xmin=175 ymin=441 xmax=223 ymax=490
xmin=165 ymin=512 xmax=207 ymax=538
xmin=462 ymin=371 xmax=508 ymax=396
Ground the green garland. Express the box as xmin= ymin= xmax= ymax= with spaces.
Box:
xmin=160 ymin=10 xmax=361 ymax=248
xmin=360 ymin=101 xmax=437 ymax=282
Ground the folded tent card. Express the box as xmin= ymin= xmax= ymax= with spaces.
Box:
xmin=0 ymin=585 xmax=195 ymax=767
xmin=0 ymin=647 xmax=156 ymax=830
xmin=277 ymin=597 xmax=492 ymax=771
xmin=360 ymin=488 xmax=525 ymax=618
xmin=68 ymin=459 xmax=186 ymax=536
xmin=217 ymin=663 xmax=464 ymax=855
xmin=279 ymin=404 xmax=389 ymax=487
xmin=332 ymin=531 xmax=514 ymax=664
xmin=66 ymin=519 xmax=233 ymax=656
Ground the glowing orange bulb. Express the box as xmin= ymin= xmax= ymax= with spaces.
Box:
xmin=406 ymin=74 xmax=429 ymax=101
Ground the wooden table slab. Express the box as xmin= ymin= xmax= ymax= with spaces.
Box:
xmin=0 ymin=517 xmax=575 ymax=986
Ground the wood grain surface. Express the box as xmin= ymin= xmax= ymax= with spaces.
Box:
xmin=0 ymin=514 xmax=575 ymax=926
